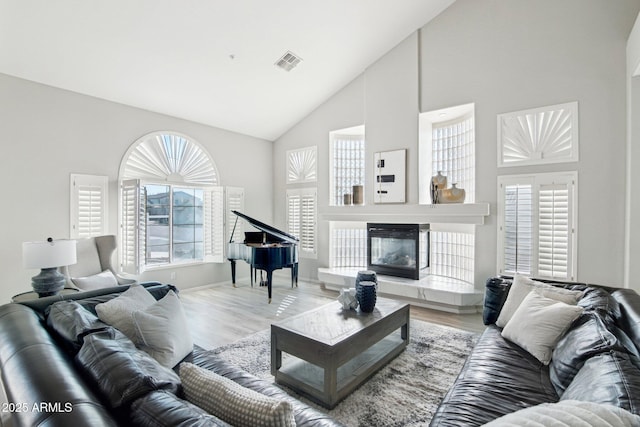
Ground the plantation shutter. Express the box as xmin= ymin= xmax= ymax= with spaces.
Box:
xmin=70 ymin=174 xmax=108 ymax=239
xmin=203 ymin=186 xmax=225 ymax=263
xmin=502 ymin=183 xmax=533 ymax=275
xmin=121 ymin=179 xmax=145 ymax=274
xmin=300 ymin=189 xmax=317 ymax=256
xmin=225 ymin=187 xmax=245 ymax=244
xmin=538 ymin=183 xmax=571 ymax=279
xmin=287 ymin=188 xmax=316 ymax=258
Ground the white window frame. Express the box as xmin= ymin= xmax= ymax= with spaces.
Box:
xmin=497 ymin=171 xmax=578 ymax=280
xmin=287 ymin=146 xmax=317 ymax=184
xmin=286 ymin=188 xmax=317 ymax=259
xmin=120 ymin=180 xmax=226 ymax=274
xmin=329 ymin=126 xmax=365 ymax=206
xmin=70 ymin=174 xmax=108 ymax=239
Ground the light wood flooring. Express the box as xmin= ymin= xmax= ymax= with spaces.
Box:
xmin=179 ymin=279 xmax=486 ymax=350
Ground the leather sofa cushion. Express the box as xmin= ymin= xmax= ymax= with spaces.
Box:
xmin=612 ymin=289 xmax=640 ymax=353
xmin=131 ymin=390 xmax=231 ymax=427
xmin=46 ymin=300 xmax=112 ymax=354
xmin=550 ymin=312 xmax=638 ymax=395
xmin=578 ymin=287 xmax=621 ymax=321
xmin=561 ymin=351 xmax=640 ymax=415
xmin=76 ymin=330 xmax=181 ymax=409
xmin=412 ymin=326 xmax=558 ymax=427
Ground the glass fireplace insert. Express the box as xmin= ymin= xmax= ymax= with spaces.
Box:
xmin=367 ymin=223 xmax=430 ymax=280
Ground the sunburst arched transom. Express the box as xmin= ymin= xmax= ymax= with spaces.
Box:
xmin=498 ymin=102 xmax=579 ymax=167
xmin=121 ymin=132 xmax=219 ymax=185
xmin=287 ymin=146 xmax=317 ymax=183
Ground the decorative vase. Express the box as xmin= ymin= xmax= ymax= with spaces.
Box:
xmin=352 ymin=185 xmax=364 ymax=205
xmin=431 ymin=171 xmax=447 ymax=204
xmin=343 ymin=193 xmax=352 ymax=206
xmin=355 ymin=270 xmax=377 ymax=292
xmin=440 ymin=183 xmax=466 ymax=204
xmin=357 ymin=281 xmax=377 ymax=313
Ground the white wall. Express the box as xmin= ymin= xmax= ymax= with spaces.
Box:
xmin=274 ymin=0 xmax=639 ymax=288
xmin=0 ymin=74 xmax=273 ymax=303
xmin=627 ymin=12 xmax=640 ymax=291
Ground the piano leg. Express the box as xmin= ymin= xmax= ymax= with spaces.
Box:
xmin=266 ymin=270 xmax=273 ymax=303
xmin=229 ymin=259 xmax=237 ymax=288
xmin=250 ymin=266 xmax=253 ymax=287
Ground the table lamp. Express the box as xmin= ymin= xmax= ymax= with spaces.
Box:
xmin=22 ymin=238 xmax=77 ymax=297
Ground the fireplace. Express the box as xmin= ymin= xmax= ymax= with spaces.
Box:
xmin=367 ymin=223 xmax=430 ymax=280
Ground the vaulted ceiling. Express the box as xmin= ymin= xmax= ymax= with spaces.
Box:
xmin=0 ymin=0 xmax=455 ymax=140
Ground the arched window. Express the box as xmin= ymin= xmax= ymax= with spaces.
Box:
xmin=119 ymin=132 xmax=228 ymax=273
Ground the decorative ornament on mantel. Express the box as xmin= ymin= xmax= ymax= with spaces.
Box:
xmin=430 ymin=172 xmax=466 ymax=204
xmin=440 ymin=183 xmax=466 ymax=204
xmin=430 ymin=171 xmax=447 ymax=204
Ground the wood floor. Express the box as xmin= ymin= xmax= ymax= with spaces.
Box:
xmin=179 ymin=279 xmax=486 ymax=350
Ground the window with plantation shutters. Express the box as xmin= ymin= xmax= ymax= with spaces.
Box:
xmin=119 ymin=132 xmax=228 ymax=272
xmin=498 ymin=172 xmax=577 ymax=280
xmin=287 ymin=188 xmax=317 ymax=258
xmin=225 ymin=187 xmax=245 ymax=244
xmin=70 ymin=174 xmax=108 ymax=239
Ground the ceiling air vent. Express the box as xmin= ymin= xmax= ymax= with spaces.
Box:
xmin=275 ymin=51 xmax=302 ymax=72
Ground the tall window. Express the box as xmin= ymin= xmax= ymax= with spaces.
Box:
xmin=119 ymin=132 xmax=229 ymax=274
xmin=286 ymin=188 xmax=317 ymax=258
xmin=330 ymin=126 xmax=365 ymax=206
xmin=497 ymin=172 xmax=577 ymax=280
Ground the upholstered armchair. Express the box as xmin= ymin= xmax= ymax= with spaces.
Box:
xmin=61 ymin=235 xmax=137 ymax=290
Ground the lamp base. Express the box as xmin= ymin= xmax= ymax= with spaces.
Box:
xmin=31 ymin=268 xmax=66 ymax=298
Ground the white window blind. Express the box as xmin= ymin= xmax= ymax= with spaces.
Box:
xmin=287 ymin=188 xmax=317 ymax=258
xmin=70 ymin=174 xmax=108 ymax=239
xmin=330 ymin=131 xmax=365 ymax=206
xmin=503 ymin=183 xmax=533 ymax=275
xmin=538 ymin=184 xmax=570 ymax=278
xmin=432 ymin=114 xmax=475 ymax=202
xmin=203 ymin=186 xmax=225 ymax=263
xmin=120 ymin=179 xmax=145 ymax=274
xmin=498 ymin=172 xmax=577 ymax=280
xmin=225 ymin=187 xmax=245 ymax=244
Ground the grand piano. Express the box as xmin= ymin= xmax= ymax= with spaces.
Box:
xmin=227 ymin=210 xmax=299 ymax=303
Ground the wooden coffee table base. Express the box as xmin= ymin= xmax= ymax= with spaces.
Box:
xmin=271 ymin=299 xmax=410 ymax=409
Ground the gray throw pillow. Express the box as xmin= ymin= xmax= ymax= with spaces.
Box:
xmin=95 ymin=284 xmax=156 ymax=340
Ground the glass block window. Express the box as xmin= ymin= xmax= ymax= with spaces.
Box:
xmin=329 ymin=126 xmax=365 ymax=206
xmin=432 ymin=114 xmax=475 ymax=203
xmin=329 ymin=222 xmax=367 ymax=268
xmin=429 ymin=231 xmax=475 ymax=284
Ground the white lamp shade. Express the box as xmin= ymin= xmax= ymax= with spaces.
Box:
xmin=23 ymin=240 xmax=77 ymax=269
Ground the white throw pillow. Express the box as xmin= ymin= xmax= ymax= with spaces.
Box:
xmin=495 ymin=275 xmax=582 ymax=328
xmin=132 ymin=291 xmax=193 ymax=368
xmin=95 ymin=284 xmax=156 ymax=339
xmin=502 ymin=291 xmax=583 ymax=365
xmin=72 ymin=269 xmax=119 ymax=290
xmin=180 ymin=362 xmax=295 ymax=427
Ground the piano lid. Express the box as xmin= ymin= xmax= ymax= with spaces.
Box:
xmin=231 ymin=210 xmax=299 ymax=244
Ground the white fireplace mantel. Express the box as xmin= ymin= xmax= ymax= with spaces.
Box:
xmin=319 ymin=203 xmax=490 ymax=225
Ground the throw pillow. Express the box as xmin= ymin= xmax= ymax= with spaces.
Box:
xmin=72 ymin=269 xmax=119 ymax=291
xmin=180 ymin=362 xmax=295 ymax=427
xmin=495 ymin=275 xmax=583 ymax=328
xmin=95 ymin=284 xmax=156 ymax=340
xmin=483 ymin=400 xmax=640 ymax=426
xmin=132 ymin=291 xmax=193 ymax=368
xmin=502 ymin=291 xmax=583 ymax=365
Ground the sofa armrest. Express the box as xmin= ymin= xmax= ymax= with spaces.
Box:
xmin=482 ymin=277 xmax=511 ymax=325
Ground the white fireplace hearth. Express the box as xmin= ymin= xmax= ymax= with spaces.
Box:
xmin=318 ymin=267 xmax=483 ymax=314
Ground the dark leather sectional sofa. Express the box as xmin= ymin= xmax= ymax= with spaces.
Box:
xmin=0 ymin=283 xmax=342 ymax=427
xmin=430 ymin=276 xmax=640 ymax=426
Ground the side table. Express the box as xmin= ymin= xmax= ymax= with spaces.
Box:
xmin=12 ymin=288 xmax=80 ymax=303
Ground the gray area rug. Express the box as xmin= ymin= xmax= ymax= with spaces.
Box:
xmin=209 ymin=319 xmax=479 ymax=427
